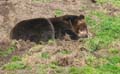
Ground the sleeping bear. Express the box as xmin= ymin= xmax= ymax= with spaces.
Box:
xmin=10 ymin=14 xmax=88 ymax=43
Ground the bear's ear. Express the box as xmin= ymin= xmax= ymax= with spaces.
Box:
xmin=79 ymin=14 xmax=85 ymax=19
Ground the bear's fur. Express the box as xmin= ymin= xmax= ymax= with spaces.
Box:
xmin=58 ymin=14 xmax=88 ymax=38
xmin=91 ymin=0 xmax=96 ymax=3
xmin=10 ymin=14 xmax=88 ymax=43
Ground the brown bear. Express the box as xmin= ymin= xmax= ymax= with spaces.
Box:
xmin=58 ymin=14 xmax=88 ymax=38
xmin=10 ymin=14 xmax=88 ymax=43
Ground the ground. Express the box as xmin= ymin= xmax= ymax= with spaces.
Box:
xmin=0 ymin=0 xmax=120 ymax=74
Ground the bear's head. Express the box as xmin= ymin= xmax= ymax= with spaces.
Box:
xmin=63 ymin=14 xmax=88 ymax=38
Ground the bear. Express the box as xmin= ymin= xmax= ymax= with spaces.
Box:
xmin=10 ymin=14 xmax=88 ymax=43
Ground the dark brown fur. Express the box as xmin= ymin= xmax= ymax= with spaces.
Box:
xmin=10 ymin=14 xmax=88 ymax=43
xmin=59 ymin=14 xmax=88 ymax=38
xmin=91 ymin=0 xmax=96 ymax=3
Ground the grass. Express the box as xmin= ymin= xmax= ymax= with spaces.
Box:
xmin=41 ymin=52 xmax=50 ymax=59
xmin=35 ymin=63 xmax=67 ymax=74
xmin=107 ymin=55 xmax=120 ymax=65
xmin=34 ymin=55 xmax=120 ymax=74
xmin=96 ymin=0 xmax=120 ymax=7
xmin=2 ymin=61 xmax=26 ymax=70
xmin=48 ymin=39 xmax=56 ymax=45
xmin=68 ymin=56 xmax=120 ymax=74
xmin=69 ymin=61 xmax=120 ymax=74
xmin=85 ymin=11 xmax=120 ymax=51
xmin=69 ymin=66 xmax=100 ymax=74
xmin=11 ymin=56 xmax=22 ymax=62
xmin=36 ymin=64 xmax=48 ymax=74
xmin=72 ymin=8 xmax=120 ymax=73
xmin=1 ymin=56 xmax=25 ymax=70
xmin=98 ymin=63 xmax=120 ymax=74
xmin=54 ymin=9 xmax=63 ymax=17
xmin=0 ymin=46 xmax=16 ymax=57
xmin=108 ymin=48 xmax=119 ymax=54
xmin=86 ymin=55 xmax=96 ymax=65
xmin=60 ymin=49 xmax=72 ymax=54
xmin=49 ymin=64 xmax=67 ymax=74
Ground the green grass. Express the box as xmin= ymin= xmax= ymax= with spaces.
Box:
xmin=108 ymin=56 xmax=120 ymax=65
xmin=68 ymin=65 xmax=120 ymax=74
xmin=41 ymin=52 xmax=50 ymax=59
xmin=2 ymin=61 xmax=26 ymax=70
xmin=48 ymin=39 xmax=56 ymax=45
xmin=49 ymin=63 xmax=67 ymax=74
xmin=108 ymin=48 xmax=119 ymax=54
xmin=75 ymin=9 xmax=120 ymax=73
xmin=60 ymin=49 xmax=72 ymax=54
xmin=86 ymin=11 xmax=120 ymax=51
xmin=97 ymin=0 xmax=120 ymax=7
xmin=11 ymin=56 xmax=22 ymax=62
xmin=54 ymin=9 xmax=63 ymax=17
xmin=86 ymin=55 xmax=96 ymax=65
xmin=98 ymin=63 xmax=120 ymax=74
xmin=0 ymin=46 xmax=16 ymax=57
xmin=36 ymin=64 xmax=48 ymax=74
xmin=69 ymin=66 xmax=100 ymax=74
xmin=36 ymin=63 xmax=67 ymax=74
xmin=69 ymin=63 xmax=120 ymax=74
xmin=34 ymin=55 xmax=120 ymax=74
xmin=2 ymin=56 xmax=25 ymax=70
